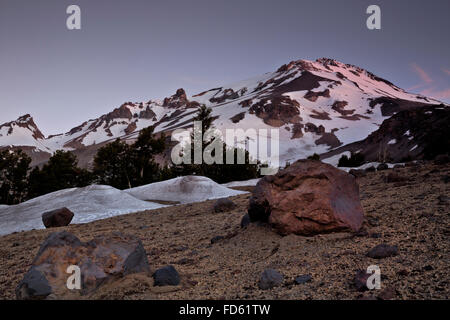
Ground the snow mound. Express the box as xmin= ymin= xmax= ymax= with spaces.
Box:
xmin=339 ymin=162 xmax=402 ymax=172
xmin=0 ymin=185 xmax=166 ymax=236
xmin=222 ymin=178 xmax=261 ymax=188
xmin=125 ymin=175 xmax=248 ymax=204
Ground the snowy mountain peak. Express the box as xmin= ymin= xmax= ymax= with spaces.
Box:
xmin=0 ymin=57 xmax=445 ymax=167
xmin=0 ymin=114 xmax=45 ymax=148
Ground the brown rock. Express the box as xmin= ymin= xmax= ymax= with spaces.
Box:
xmin=349 ymin=169 xmax=366 ymax=178
xmin=248 ymin=160 xmax=364 ymax=235
xmin=354 ymin=270 xmax=370 ymax=292
xmin=366 ymin=244 xmax=398 ymax=259
xmin=386 ymin=172 xmax=407 ymax=183
xmin=377 ymin=286 xmax=396 ymax=300
xmin=42 ymin=208 xmax=74 ymax=228
xmin=16 ymin=231 xmax=150 ymax=299
xmin=213 ymin=198 xmax=237 ymax=213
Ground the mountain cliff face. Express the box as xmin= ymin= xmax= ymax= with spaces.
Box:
xmin=320 ymin=104 xmax=450 ymax=163
xmin=0 ymin=58 xmax=446 ymax=167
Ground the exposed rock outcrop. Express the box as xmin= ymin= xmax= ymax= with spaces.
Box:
xmin=16 ymin=231 xmax=150 ymax=299
xmin=248 ymin=160 xmax=364 ymax=235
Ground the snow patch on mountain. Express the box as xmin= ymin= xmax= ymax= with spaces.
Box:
xmin=125 ymin=175 xmax=247 ymax=204
xmin=0 ymin=185 xmax=166 ymax=236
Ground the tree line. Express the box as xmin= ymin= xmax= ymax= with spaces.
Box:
xmin=0 ymin=105 xmax=261 ymax=205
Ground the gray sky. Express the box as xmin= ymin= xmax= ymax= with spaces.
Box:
xmin=1 ymin=0 xmax=449 ymax=135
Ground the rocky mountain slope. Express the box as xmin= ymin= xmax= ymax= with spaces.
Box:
xmin=0 ymin=58 xmax=445 ymax=167
xmin=320 ymin=104 xmax=450 ymax=163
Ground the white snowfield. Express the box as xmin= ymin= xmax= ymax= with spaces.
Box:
xmin=0 ymin=185 xmax=166 ymax=236
xmin=339 ymin=162 xmax=402 ymax=172
xmin=222 ymin=178 xmax=261 ymax=188
xmin=125 ymin=175 xmax=247 ymax=204
xmin=0 ymin=176 xmax=248 ymax=236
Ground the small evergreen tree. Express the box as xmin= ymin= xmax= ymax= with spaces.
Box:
xmin=0 ymin=149 xmax=31 ymax=205
xmin=27 ymin=150 xmax=92 ymax=198
xmin=338 ymin=152 xmax=365 ymax=167
xmin=133 ymin=126 xmax=166 ymax=185
xmin=175 ymin=104 xmax=261 ymax=183
xmin=93 ymin=139 xmax=135 ymax=189
xmin=307 ymin=153 xmax=321 ymax=161
xmin=94 ymin=127 xmax=166 ymax=189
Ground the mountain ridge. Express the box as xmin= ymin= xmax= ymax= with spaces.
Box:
xmin=1 ymin=57 xmax=446 ymax=167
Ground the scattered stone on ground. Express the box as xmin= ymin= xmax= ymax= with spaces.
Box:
xmin=349 ymin=169 xmax=366 ymax=178
xmin=0 ymin=162 xmax=448 ymax=300
xmin=153 ymin=265 xmax=180 ymax=287
xmin=15 ymin=231 xmax=150 ymax=299
xmin=366 ymin=244 xmax=399 ymax=259
xmin=240 ymin=214 xmax=250 ymax=228
xmin=294 ymin=274 xmax=312 ymax=285
xmin=42 ymin=208 xmax=74 ymax=228
xmin=210 ymin=235 xmax=225 ymax=244
xmin=258 ymin=269 xmax=283 ymax=290
xmin=386 ymin=172 xmax=407 ymax=183
xmin=354 ymin=270 xmax=370 ymax=292
xmin=213 ymin=198 xmax=237 ymax=213
xmin=437 ymin=195 xmax=450 ymax=205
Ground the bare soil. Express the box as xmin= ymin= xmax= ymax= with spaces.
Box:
xmin=0 ymin=163 xmax=448 ymax=300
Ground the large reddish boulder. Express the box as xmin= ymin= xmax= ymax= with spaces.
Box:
xmin=248 ymin=160 xmax=364 ymax=235
xmin=16 ymin=231 xmax=150 ymax=299
xmin=42 ymin=207 xmax=74 ymax=228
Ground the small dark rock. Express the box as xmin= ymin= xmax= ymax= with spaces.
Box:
xmin=41 ymin=207 xmax=74 ymax=228
xmin=354 ymin=270 xmax=370 ymax=292
xmin=349 ymin=169 xmax=366 ymax=178
xmin=354 ymin=229 xmax=369 ymax=237
xmin=294 ymin=274 xmax=312 ymax=284
xmin=175 ymin=258 xmax=194 ymax=265
xmin=367 ymin=217 xmax=379 ymax=227
xmin=258 ymin=269 xmax=283 ymax=290
xmin=377 ymin=286 xmax=396 ymax=300
xmin=213 ymin=198 xmax=237 ymax=213
xmin=386 ymin=172 xmax=407 ymax=183
xmin=366 ymin=244 xmax=398 ymax=259
xmin=240 ymin=214 xmax=251 ymax=228
xmin=437 ymin=195 xmax=450 ymax=205
xmin=210 ymin=235 xmax=225 ymax=244
xmin=370 ymin=233 xmax=382 ymax=239
xmin=377 ymin=163 xmax=389 ymax=171
xmin=397 ymin=269 xmax=409 ymax=276
xmin=153 ymin=265 xmax=180 ymax=286
xmin=434 ymin=154 xmax=450 ymax=165
xmin=15 ymin=266 xmax=52 ymax=300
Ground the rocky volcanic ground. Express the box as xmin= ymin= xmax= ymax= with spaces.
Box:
xmin=0 ymin=162 xmax=449 ymax=300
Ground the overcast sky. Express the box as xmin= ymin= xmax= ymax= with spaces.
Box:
xmin=1 ymin=0 xmax=449 ymax=135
